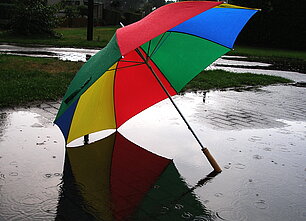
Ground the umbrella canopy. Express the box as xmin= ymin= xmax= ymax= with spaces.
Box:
xmin=55 ymin=1 xmax=258 ymax=144
xmin=57 ymin=131 xmax=213 ymax=220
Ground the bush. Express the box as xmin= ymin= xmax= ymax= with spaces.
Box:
xmin=10 ymin=0 xmax=59 ymax=36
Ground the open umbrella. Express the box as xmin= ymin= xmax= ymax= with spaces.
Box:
xmin=57 ymin=131 xmax=214 ymax=220
xmin=54 ymin=1 xmax=259 ymax=172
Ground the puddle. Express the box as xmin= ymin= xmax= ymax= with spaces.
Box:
xmin=0 ymin=89 xmax=306 ymax=219
xmin=0 ymin=44 xmax=99 ymax=62
xmin=215 ymin=56 xmax=272 ymax=67
xmin=0 ymin=111 xmax=65 ymax=220
xmin=119 ymin=91 xmax=306 ymax=221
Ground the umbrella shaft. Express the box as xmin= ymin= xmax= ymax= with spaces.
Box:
xmin=135 ymin=48 xmax=205 ymax=149
xmin=135 ymin=48 xmax=222 ymax=172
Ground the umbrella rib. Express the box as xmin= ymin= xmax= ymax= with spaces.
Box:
xmin=148 ymin=32 xmax=172 ymax=58
xmin=146 ymin=40 xmax=151 ymax=60
xmin=107 ymin=63 xmax=145 ymax=71
xmin=120 ymin=60 xmax=145 ymax=64
xmin=150 ymin=32 xmax=166 ymax=57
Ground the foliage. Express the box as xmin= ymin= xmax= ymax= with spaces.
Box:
xmin=10 ymin=0 xmax=60 ymax=36
xmin=105 ymin=0 xmax=165 ymax=14
xmin=64 ymin=5 xmax=79 ymax=19
xmin=78 ymin=5 xmax=88 ymax=17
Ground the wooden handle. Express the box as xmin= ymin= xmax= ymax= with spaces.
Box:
xmin=202 ymin=148 xmax=222 ymax=173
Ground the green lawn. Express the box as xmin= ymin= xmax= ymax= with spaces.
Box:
xmin=0 ymin=55 xmax=293 ymax=108
xmin=230 ymin=46 xmax=306 ymax=60
xmin=183 ymin=69 xmax=292 ymax=92
xmin=0 ymin=26 xmax=118 ymax=48
xmin=0 ymin=55 xmax=82 ymax=108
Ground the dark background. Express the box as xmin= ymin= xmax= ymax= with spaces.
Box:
xmin=0 ymin=0 xmax=305 ymax=50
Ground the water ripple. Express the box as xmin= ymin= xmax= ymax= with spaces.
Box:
xmin=254 ymin=199 xmax=268 ymax=209
xmin=216 ymin=208 xmax=248 ymax=221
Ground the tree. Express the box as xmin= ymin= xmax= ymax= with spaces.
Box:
xmin=10 ymin=0 xmax=59 ymax=36
xmin=87 ymin=0 xmax=94 ymax=41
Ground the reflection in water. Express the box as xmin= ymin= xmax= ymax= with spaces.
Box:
xmin=56 ymin=132 xmax=214 ymax=221
xmin=202 ymin=91 xmax=207 ymax=103
xmin=0 ymin=112 xmax=9 ymax=141
xmin=0 ymin=44 xmax=99 ymax=62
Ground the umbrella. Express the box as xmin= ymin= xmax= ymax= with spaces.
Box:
xmin=56 ymin=131 xmax=215 ymax=221
xmin=54 ymin=1 xmax=259 ymax=172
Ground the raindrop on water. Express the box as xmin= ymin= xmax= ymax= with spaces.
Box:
xmin=253 ymin=155 xmax=263 ymax=160
xmin=153 ymin=184 xmax=160 ymax=189
xmin=174 ymin=204 xmax=184 ymax=210
xmin=227 ymin=138 xmax=236 ymax=141
xmin=44 ymin=174 xmax=52 ymax=178
xmin=214 ymin=193 xmax=224 ymax=197
xmin=9 ymin=172 xmax=18 ymax=176
xmin=254 ymin=199 xmax=268 ymax=209
xmin=263 ymin=147 xmax=272 ymax=152
xmin=234 ymin=163 xmax=246 ymax=169
xmin=224 ymin=165 xmax=231 ymax=169
xmin=160 ymin=206 xmax=170 ymax=214
xmin=182 ymin=211 xmax=193 ymax=219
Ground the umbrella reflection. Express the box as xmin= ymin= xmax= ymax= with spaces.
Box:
xmin=56 ymin=132 xmax=215 ymax=220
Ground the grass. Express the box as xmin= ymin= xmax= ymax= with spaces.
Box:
xmin=0 ymin=26 xmax=118 ymax=48
xmin=0 ymin=55 xmax=82 ymax=108
xmin=183 ymin=69 xmax=292 ymax=92
xmin=0 ymin=55 xmax=293 ymax=108
xmin=230 ymin=46 xmax=306 ymax=60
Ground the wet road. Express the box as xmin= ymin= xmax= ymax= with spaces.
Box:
xmin=0 ymin=44 xmax=306 ymax=220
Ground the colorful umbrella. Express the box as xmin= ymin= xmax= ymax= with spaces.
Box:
xmin=57 ymin=131 xmax=214 ymax=220
xmin=54 ymin=1 xmax=258 ymax=171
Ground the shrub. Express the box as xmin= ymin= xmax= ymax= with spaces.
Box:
xmin=10 ymin=0 xmax=59 ymax=36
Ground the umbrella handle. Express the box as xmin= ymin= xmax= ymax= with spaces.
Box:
xmin=202 ymin=148 xmax=222 ymax=173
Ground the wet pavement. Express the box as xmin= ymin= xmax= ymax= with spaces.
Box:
xmin=0 ymin=45 xmax=306 ymax=220
xmin=1 ymin=83 xmax=305 ymax=220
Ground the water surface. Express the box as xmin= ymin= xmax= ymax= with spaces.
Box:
xmin=1 ymin=86 xmax=305 ymax=220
